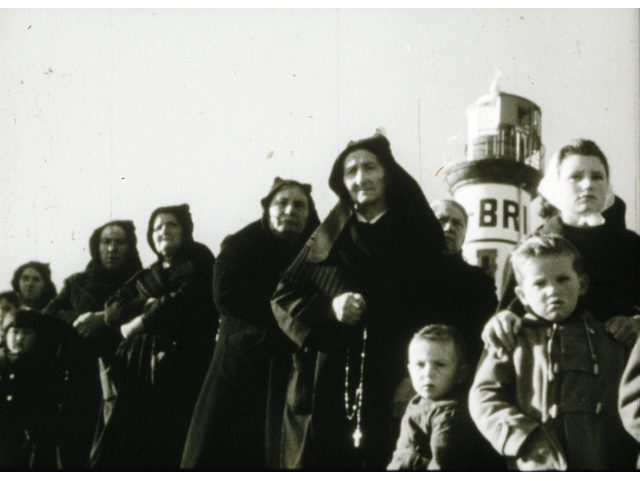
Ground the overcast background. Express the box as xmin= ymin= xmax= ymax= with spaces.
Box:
xmin=0 ymin=9 xmax=638 ymax=290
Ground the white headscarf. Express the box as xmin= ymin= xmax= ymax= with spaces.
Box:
xmin=537 ymin=147 xmax=615 ymax=227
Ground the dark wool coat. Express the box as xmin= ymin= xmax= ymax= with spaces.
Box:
xmin=0 ymin=311 xmax=69 ymax=470
xmin=470 ymin=309 xmax=636 ymax=470
xmin=499 ymin=214 xmax=640 ymax=322
xmin=271 ymin=134 xmax=450 ymax=470
xmin=90 ymin=232 xmax=217 ymax=470
xmin=44 ymin=220 xmax=142 ymax=469
xmin=0 ymin=350 xmax=60 ymax=469
xmin=430 ymin=252 xmax=497 ymax=363
xmin=181 ymin=213 xmax=319 ymax=469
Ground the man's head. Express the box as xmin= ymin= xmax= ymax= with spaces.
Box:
xmin=432 ymin=199 xmax=467 ymax=254
xmin=511 ymin=234 xmax=587 ymax=322
xmin=407 ymin=324 xmax=468 ymax=401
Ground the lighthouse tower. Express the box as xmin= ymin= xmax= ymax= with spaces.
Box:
xmin=444 ymin=86 xmax=544 ymax=295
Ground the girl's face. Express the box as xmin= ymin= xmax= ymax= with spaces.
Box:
xmin=557 ymin=154 xmax=608 ymax=216
xmin=19 ymin=267 xmax=45 ymax=303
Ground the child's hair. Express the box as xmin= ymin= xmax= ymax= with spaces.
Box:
xmin=510 ymin=234 xmax=584 ymax=283
xmin=411 ymin=323 xmax=467 ymax=366
xmin=0 ymin=291 xmax=18 ymax=307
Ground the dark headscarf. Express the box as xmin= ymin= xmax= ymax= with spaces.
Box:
xmin=260 ymin=177 xmax=321 ymax=240
xmin=87 ymin=220 xmax=143 ymax=281
xmin=11 ymin=261 xmax=57 ymax=310
xmin=327 ymin=132 xmax=445 ymax=253
xmin=146 ymin=203 xmax=195 ymax=258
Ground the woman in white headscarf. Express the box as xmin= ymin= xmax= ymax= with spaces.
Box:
xmin=483 ymin=139 xmax=640 ymax=352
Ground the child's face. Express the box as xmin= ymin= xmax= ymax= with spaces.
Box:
xmin=407 ymin=338 xmax=462 ymax=401
xmin=515 ymin=254 xmax=587 ymax=322
xmin=5 ymin=324 xmax=38 ymax=356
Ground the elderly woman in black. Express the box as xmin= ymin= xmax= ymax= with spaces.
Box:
xmin=11 ymin=262 xmax=57 ymax=311
xmin=181 ymin=178 xmax=319 ymax=470
xmin=89 ymin=204 xmax=217 ymax=470
xmin=271 ymin=133 xmax=449 ymax=469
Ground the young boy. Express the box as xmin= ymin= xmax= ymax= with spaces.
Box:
xmin=0 ymin=309 xmax=64 ymax=469
xmin=387 ymin=324 xmax=494 ymax=470
xmin=469 ymin=234 xmax=636 ymax=470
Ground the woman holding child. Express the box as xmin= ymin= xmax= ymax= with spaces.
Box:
xmin=271 ymin=133 xmax=451 ymax=469
xmin=484 ymin=139 xmax=640 ymax=350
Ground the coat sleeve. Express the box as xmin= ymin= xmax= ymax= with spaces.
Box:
xmin=387 ymin=407 xmax=430 ymax=470
xmin=619 ymin=338 xmax=640 ymax=442
xmin=271 ymin=276 xmax=355 ymax=351
xmin=427 ymin=404 xmax=467 ymax=470
xmin=468 ymin=350 xmax=540 ymax=457
xmin=141 ymin=255 xmax=217 ymax=339
xmin=104 ymin=274 xmax=147 ymax=328
xmin=43 ymin=276 xmax=78 ymax=325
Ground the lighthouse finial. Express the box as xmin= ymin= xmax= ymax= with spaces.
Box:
xmin=490 ymin=69 xmax=502 ymax=96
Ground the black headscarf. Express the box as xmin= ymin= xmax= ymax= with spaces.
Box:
xmin=327 ymin=132 xmax=445 ymax=254
xmin=87 ymin=220 xmax=143 ymax=282
xmin=11 ymin=261 xmax=57 ymax=310
xmin=260 ymin=177 xmax=321 ymax=241
xmin=146 ymin=203 xmax=195 ymax=259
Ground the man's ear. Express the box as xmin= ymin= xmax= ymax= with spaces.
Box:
xmin=578 ymin=273 xmax=589 ymax=296
xmin=515 ymin=285 xmax=528 ymax=308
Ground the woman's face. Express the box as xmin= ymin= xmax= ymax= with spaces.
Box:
xmin=19 ymin=267 xmax=45 ymax=303
xmin=557 ymin=154 xmax=608 ymax=216
xmin=268 ymin=186 xmax=310 ymax=242
xmin=342 ymin=149 xmax=387 ymax=208
xmin=152 ymin=213 xmax=183 ymax=258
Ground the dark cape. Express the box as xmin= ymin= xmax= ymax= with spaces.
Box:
xmin=498 ymin=214 xmax=640 ymax=322
xmin=271 ymin=134 xmax=450 ymax=469
xmin=181 ymin=212 xmax=319 ymax=469
xmin=89 ymin=232 xmax=218 ymax=470
xmin=43 ymin=220 xmax=142 ymax=469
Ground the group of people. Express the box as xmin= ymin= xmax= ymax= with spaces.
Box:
xmin=0 ymin=132 xmax=639 ymax=471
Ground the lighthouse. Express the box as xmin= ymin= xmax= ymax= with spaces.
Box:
xmin=443 ymin=85 xmax=544 ymax=295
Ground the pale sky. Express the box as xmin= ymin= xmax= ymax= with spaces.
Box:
xmin=0 ymin=9 xmax=638 ymax=290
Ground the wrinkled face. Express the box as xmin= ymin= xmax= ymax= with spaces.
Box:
xmin=153 ymin=213 xmax=183 ymax=258
xmin=408 ymin=338 xmax=462 ymax=401
xmin=342 ymin=150 xmax=387 ymax=209
xmin=5 ymin=323 xmax=38 ymax=356
xmin=434 ymin=203 xmax=467 ymax=254
xmin=557 ymin=154 xmax=608 ymax=216
xmin=515 ymin=254 xmax=586 ymax=322
xmin=268 ymin=186 xmax=310 ymax=241
xmin=19 ymin=267 xmax=45 ymax=303
xmin=99 ymin=225 xmax=129 ymax=271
